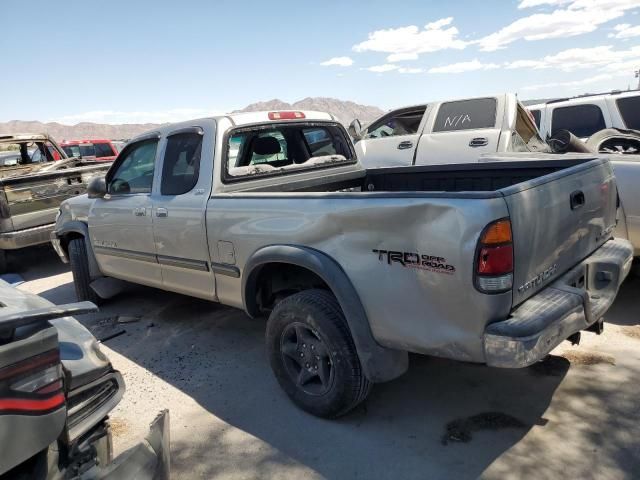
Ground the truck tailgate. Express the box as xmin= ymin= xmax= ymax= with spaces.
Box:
xmin=502 ymin=158 xmax=617 ymax=306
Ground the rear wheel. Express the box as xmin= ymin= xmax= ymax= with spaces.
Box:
xmin=266 ymin=289 xmax=371 ymax=418
xmin=68 ymin=237 xmax=101 ymax=305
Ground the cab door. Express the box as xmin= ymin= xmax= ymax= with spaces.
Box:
xmin=354 ymin=106 xmax=427 ymax=168
xmin=88 ymin=135 xmax=163 ymax=287
xmin=151 ymin=127 xmax=216 ymax=300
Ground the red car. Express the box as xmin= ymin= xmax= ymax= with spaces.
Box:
xmin=59 ymin=139 xmax=121 ymax=162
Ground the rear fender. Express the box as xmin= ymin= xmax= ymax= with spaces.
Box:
xmin=243 ymin=245 xmax=408 ymax=383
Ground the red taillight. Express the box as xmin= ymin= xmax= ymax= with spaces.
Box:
xmin=0 ymin=349 xmax=65 ymax=414
xmin=478 ymin=245 xmax=514 ymax=275
xmin=475 ymin=219 xmax=514 ymax=293
xmin=268 ymin=111 xmax=305 ymax=120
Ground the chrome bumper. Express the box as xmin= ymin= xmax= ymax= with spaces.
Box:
xmin=484 ymin=238 xmax=634 ymax=368
xmin=0 ymin=223 xmax=55 ymax=250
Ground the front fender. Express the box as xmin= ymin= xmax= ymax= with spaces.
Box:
xmin=243 ymin=245 xmax=408 ymax=383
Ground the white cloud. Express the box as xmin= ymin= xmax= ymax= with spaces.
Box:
xmin=522 ymin=73 xmax=615 ymax=91
xmin=320 ymin=56 xmax=354 ymax=67
xmin=352 ymin=18 xmax=467 ymax=60
xmin=505 ymin=59 xmax=549 ymax=69
xmin=609 ymin=23 xmax=640 ymax=38
xmin=425 ymin=17 xmax=454 ymax=29
xmin=387 ymin=52 xmax=419 ymax=62
xmin=398 ymin=67 xmax=424 ymax=74
xmin=518 ymin=0 xmax=571 ymax=8
xmin=428 ymin=59 xmax=500 ymax=74
xmin=478 ymin=0 xmax=640 ymax=51
xmin=51 ymin=108 xmax=223 ymax=125
xmin=363 ymin=64 xmax=399 ymax=73
xmin=505 ymin=45 xmax=640 ymax=72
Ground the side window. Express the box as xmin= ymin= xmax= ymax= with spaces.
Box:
xmin=365 ymin=108 xmax=426 ymax=139
xmin=530 ymin=109 xmax=541 ymax=129
xmin=616 ymin=96 xmax=640 ymax=130
xmin=551 ymin=104 xmax=605 ymax=137
xmin=433 ymin=98 xmax=497 ymax=132
xmin=302 ymin=127 xmax=337 ymax=156
xmin=108 ymin=139 xmax=158 ymax=194
xmin=160 ymin=132 xmax=203 ymax=195
xmin=94 ymin=143 xmax=115 ymax=158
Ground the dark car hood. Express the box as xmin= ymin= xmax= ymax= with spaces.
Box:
xmin=0 ymin=280 xmax=112 ymax=390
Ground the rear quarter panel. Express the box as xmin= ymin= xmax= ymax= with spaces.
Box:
xmin=206 ymin=193 xmax=511 ymax=362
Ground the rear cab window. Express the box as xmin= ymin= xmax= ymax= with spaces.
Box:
xmin=224 ymin=122 xmax=354 ymax=180
xmin=615 ymin=96 xmax=640 ymax=130
xmin=94 ymin=142 xmax=115 ymax=158
xmin=551 ymin=104 xmax=605 ymax=138
xmin=433 ymin=98 xmax=497 ymax=132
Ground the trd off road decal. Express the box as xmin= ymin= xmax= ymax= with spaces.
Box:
xmin=372 ymin=249 xmax=456 ymax=275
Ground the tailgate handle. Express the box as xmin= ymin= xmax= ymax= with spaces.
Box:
xmin=570 ymin=190 xmax=585 ymax=210
xmin=469 ymin=137 xmax=489 ymax=147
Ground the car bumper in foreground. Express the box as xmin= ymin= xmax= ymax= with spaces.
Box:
xmin=484 ymin=238 xmax=633 ymax=368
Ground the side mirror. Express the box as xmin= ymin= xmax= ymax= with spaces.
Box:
xmin=87 ymin=176 xmax=107 ymax=199
xmin=348 ymin=119 xmax=363 ymax=141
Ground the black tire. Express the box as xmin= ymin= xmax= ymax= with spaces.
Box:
xmin=585 ymin=128 xmax=640 ymax=154
xmin=266 ymin=289 xmax=371 ymax=418
xmin=68 ymin=237 xmax=101 ymax=305
xmin=0 ymin=249 xmax=7 ymax=274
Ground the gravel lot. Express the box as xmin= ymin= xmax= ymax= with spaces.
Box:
xmin=12 ymin=246 xmax=640 ymax=480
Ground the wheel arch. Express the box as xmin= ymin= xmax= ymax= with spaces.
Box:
xmin=243 ymin=245 xmax=408 ymax=383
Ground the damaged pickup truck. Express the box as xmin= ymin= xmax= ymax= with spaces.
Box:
xmin=0 ymin=134 xmax=111 ymax=272
xmin=52 ymin=111 xmax=633 ymax=418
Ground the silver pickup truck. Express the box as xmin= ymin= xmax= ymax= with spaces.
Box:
xmin=52 ymin=111 xmax=633 ymax=418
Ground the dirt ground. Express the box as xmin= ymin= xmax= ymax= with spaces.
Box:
xmin=13 ymin=246 xmax=640 ymax=480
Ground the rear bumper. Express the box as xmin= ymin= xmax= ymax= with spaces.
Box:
xmin=484 ymin=238 xmax=633 ymax=368
xmin=0 ymin=223 xmax=55 ymax=250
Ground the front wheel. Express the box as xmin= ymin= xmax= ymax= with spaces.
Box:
xmin=266 ymin=289 xmax=371 ymax=418
xmin=68 ymin=237 xmax=102 ymax=305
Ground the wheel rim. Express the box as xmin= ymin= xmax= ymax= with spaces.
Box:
xmin=280 ymin=322 xmax=334 ymax=396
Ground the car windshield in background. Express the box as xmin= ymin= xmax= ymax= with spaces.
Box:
xmin=225 ymin=124 xmax=353 ymax=179
xmin=551 ymin=104 xmax=606 ymax=138
xmin=62 ymin=144 xmax=96 ymax=158
xmin=616 ymin=96 xmax=640 ymax=130
xmin=433 ymin=98 xmax=497 ymax=132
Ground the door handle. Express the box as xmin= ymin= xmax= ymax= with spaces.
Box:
xmin=397 ymin=141 xmax=414 ymax=150
xmin=133 ymin=207 xmax=145 ymax=217
xmin=469 ymin=137 xmax=489 ymax=147
xmin=156 ymin=208 xmax=168 ymax=218
xmin=570 ymin=190 xmax=585 ymax=210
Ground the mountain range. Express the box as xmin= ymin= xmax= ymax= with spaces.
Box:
xmin=0 ymin=98 xmax=384 ymax=141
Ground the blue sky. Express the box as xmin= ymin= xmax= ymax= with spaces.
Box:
xmin=1 ymin=0 xmax=639 ymax=124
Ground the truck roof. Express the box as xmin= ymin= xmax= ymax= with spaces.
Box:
xmin=127 ymin=110 xmax=338 ymax=144
xmin=60 ymin=139 xmax=113 ymax=145
xmin=526 ymin=89 xmax=640 ymax=110
xmin=0 ymin=133 xmax=53 ymax=144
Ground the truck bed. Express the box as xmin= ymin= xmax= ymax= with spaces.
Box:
xmin=362 ymin=158 xmax=595 ymax=193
